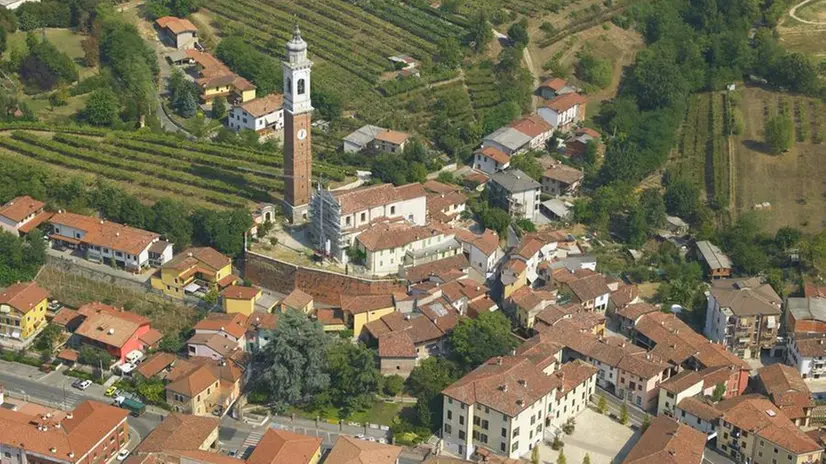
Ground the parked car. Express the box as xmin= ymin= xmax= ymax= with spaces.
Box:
xmin=71 ymin=379 xmax=82 ymax=388
xmin=117 ymin=449 xmax=130 ymax=461
xmin=77 ymin=380 xmax=92 ymax=390
xmin=105 ymin=386 xmax=118 ymax=397
xmin=39 ymin=363 xmax=52 ymax=373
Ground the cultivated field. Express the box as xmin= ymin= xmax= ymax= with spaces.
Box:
xmin=732 ymin=87 xmax=826 ymax=232
xmin=0 ymin=129 xmax=354 ymax=209
xmin=777 ymin=1 xmax=826 ymax=57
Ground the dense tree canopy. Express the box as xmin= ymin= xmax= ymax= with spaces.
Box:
xmin=764 ymin=114 xmax=794 ymax=154
xmin=450 ymin=311 xmax=517 ymax=369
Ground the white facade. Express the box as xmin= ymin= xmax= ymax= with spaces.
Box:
xmin=548 ymin=375 xmax=596 ymax=430
xmin=341 ymin=196 xmax=427 ymax=232
xmin=282 ymin=25 xmax=313 ymax=115
xmin=673 ymin=406 xmax=718 ymax=435
xmin=658 ymin=382 xmax=703 ymax=416
xmin=704 ymin=293 xmax=729 ymax=345
xmin=468 ymin=244 xmax=504 ymax=280
xmin=227 ymin=106 xmax=283 ymax=133
xmin=473 ymin=153 xmax=509 ymax=176
xmin=505 ymin=188 xmax=541 ymax=223
xmin=787 ymin=337 xmax=826 ymax=380
xmin=50 ymin=223 xmax=171 ymax=269
xmin=361 ymin=231 xmax=460 ymax=276
xmin=538 ymin=105 xmax=579 ymax=130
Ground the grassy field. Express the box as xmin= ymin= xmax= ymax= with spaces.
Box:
xmin=5 ymin=29 xmax=86 ymax=62
xmin=795 ymin=0 xmax=826 ymax=21
xmin=777 ymin=7 xmax=826 ymax=57
xmin=290 ymin=401 xmax=407 ymax=426
xmin=732 ymin=86 xmax=826 ymax=232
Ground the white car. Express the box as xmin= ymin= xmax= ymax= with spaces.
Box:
xmin=119 ymin=363 xmax=137 ymax=375
xmin=117 ymin=449 xmax=130 ymax=461
xmin=77 ymin=380 xmax=92 ymax=390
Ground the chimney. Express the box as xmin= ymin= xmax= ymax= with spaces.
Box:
xmin=66 ymin=413 xmax=73 ymax=420
xmin=108 ymin=328 xmax=114 ymax=335
xmin=50 ymin=448 xmax=56 ymax=454
xmin=116 ymin=232 xmax=120 ymax=237
xmin=518 ymin=379 xmax=527 ymax=387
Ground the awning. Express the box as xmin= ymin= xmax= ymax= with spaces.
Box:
xmin=184 ymin=282 xmax=201 ymax=293
xmin=49 ymin=234 xmax=81 ymax=245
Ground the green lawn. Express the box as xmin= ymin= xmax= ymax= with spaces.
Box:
xmin=290 ymin=401 xmax=406 ymax=426
xmin=6 ymin=28 xmax=86 ymax=62
xmin=22 ymin=93 xmax=89 ymax=124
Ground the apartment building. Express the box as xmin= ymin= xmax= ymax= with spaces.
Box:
xmin=787 ymin=332 xmax=826 ymax=379
xmin=166 ymin=364 xmax=222 ymax=416
xmin=441 ymin=355 xmax=596 ymax=459
xmin=715 ymin=395 xmax=823 ymax=464
xmin=487 ymin=170 xmax=541 ymax=222
xmin=355 ymin=222 xmax=461 ymax=276
xmin=622 ymin=416 xmax=706 ymax=464
xmin=49 ymin=212 xmax=173 ymax=271
xmin=0 ymin=195 xmax=52 ymax=236
xmin=756 ymin=364 xmax=815 ymax=426
xmin=473 ymin=146 xmax=511 ymax=175
xmin=309 ymin=183 xmax=427 ymax=262
xmin=151 ymin=247 xmax=234 ymax=299
xmin=704 ymin=278 xmax=782 ymax=359
xmin=0 ymin=281 xmax=49 ymax=343
xmin=0 ymin=400 xmax=129 ymax=464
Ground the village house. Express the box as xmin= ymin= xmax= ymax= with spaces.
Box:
xmin=715 ymin=395 xmax=823 ymax=464
xmin=786 ymin=297 xmax=826 ymax=334
xmin=537 ymin=77 xmax=578 ymax=100
xmin=326 ymin=436 xmax=402 ymax=464
xmin=622 ymin=416 xmax=706 ymax=464
xmin=280 ymin=288 xmax=314 ymax=313
xmin=537 ymin=93 xmax=587 ymax=132
xmin=339 ymin=294 xmax=395 ymax=338
xmin=341 ymin=125 xmax=410 ymax=154
xmin=221 ymin=285 xmax=263 ymax=316
xmin=613 ymin=302 xmax=659 ymax=337
xmin=562 ymin=127 xmax=600 ymax=160
xmin=151 ymin=247 xmax=235 ymax=299
xmin=0 ymin=195 xmax=52 ymax=236
xmin=0 ymin=281 xmax=49 ymax=344
xmin=540 ymin=163 xmax=584 ymax=197
xmin=787 ymin=332 xmax=826 ymax=380
xmin=134 ymin=413 xmax=219 ymax=455
xmin=756 ymin=364 xmax=815 ymax=426
xmin=454 ymin=228 xmax=502 ymax=280
xmin=155 ymin=16 xmax=199 ymax=49
xmin=500 ymin=230 xmax=568 ymax=293
xmin=704 ymin=277 xmax=782 ymax=359
xmin=487 ymin=169 xmax=541 ymax=222
xmin=533 ymin=303 xmax=606 ymax=336
xmin=166 ymin=364 xmax=221 ymax=416
xmin=247 ymin=429 xmax=322 ymax=464
xmin=508 ymin=286 xmax=557 ymax=330
xmin=440 ymin=354 xmax=597 ymax=459
xmin=309 ymin=182 xmax=428 ymax=263
xmin=656 ymin=365 xmax=733 ymax=416
xmin=68 ymin=302 xmax=161 ymax=365
xmin=472 ymin=146 xmax=510 ymax=175
xmin=0 ymin=400 xmax=129 ymax=464
xmin=228 ymin=93 xmax=284 ymax=134
xmin=673 ymin=396 xmax=723 ymax=435
xmin=49 ymin=212 xmax=173 ymax=271
xmin=354 ymin=222 xmax=461 ymax=276
xmin=696 ymin=240 xmax=733 ymax=279
xmin=245 ymin=311 xmax=278 ymax=352
xmin=187 ymin=312 xmax=248 ymax=362
xmin=424 ymin=181 xmax=467 ymax=224
xmin=184 ymin=50 xmax=256 ymax=103
xmin=561 ymin=273 xmax=612 ymax=312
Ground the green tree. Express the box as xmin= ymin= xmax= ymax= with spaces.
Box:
xmin=557 ymin=450 xmax=567 ymax=464
xmin=251 ymin=310 xmax=330 ymax=412
xmin=641 ymin=415 xmax=650 ymax=432
xmin=78 ymin=345 xmax=113 ymax=368
xmin=382 ymin=375 xmax=405 ymax=397
xmin=190 ymin=208 xmax=253 ymax=257
xmin=179 ymin=91 xmax=197 ymax=118
xmin=467 ymin=10 xmax=493 ymax=53
xmin=575 ymin=50 xmax=612 ymax=89
xmin=582 ymin=454 xmax=591 ymax=464
xmin=619 ymin=403 xmax=629 ymax=425
xmin=664 ymin=179 xmax=700 ymax=220
xmin=598 ymin=395 xmax=607 ymax=414
xmin=451 ymin=311 xmax=517 ymax=369
xmin=84 ymin=88 xmax=119 ymax=126
xmin=136 ymin=378 xmax=166 ymax=405
xmin=507 ymin=19 xmax=529 ymax=49
xmin=775 ymin=227 xmax=802 ymax=250
xmin=150 ymin=198 xmax=193 ymax=249
xmin=765 ymin=114 xmax=794 ymax=154
xmin=406 ymin=357 xmax=462 ymax=430
xmin=531 ymin=445 xmax=540 ymax=464
xmin=34 ymin=324 xmax=62 ymax=352
xmin=211 ymin=96 xmax=227 ymax=119
xmin=639 ymin=188 xmax=666 ymax=229
xmin=0 ymin=26 xmax=7 ymax=54
xmin=712 ymin=383 xmax=726 ymax=401
xmin=436 ymin=36 xmax=462 ymax=69
xmin=509 ymin=153 xmax=543 ymax=180
xmin=326 ymin=341 xmax=382 ymax=413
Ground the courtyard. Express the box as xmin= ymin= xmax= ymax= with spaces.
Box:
xmin=536 ymin=408 xmax=639 ymax=464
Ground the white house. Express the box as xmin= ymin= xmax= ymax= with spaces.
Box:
xmin=673 ymin=397 xmax=722 ymax=435
xmin=309 ymin=182 xmax=428 ymax=262
xmin=0 ymin=195 xmax=51 ymax=236
xmin=355 ymin=222 xmax=461 ymax=276
xmin=455 ymin=229 xmax=503 ymax=280
xmin=787 ymin=333 xmax=826 ymax=380
xmin=48 ymin=212 xmax=173 ymax=271
xmin=482 ymin=127 xmax=533 ymax=156
xmin=187 ymin=312 xmax=248 ymax=361
xmin=541 ymin=163 xmax=584 ymax=197
xmin=441 ymin=356 xmax=597 ymax=460
xmin=228 ymin=93 xmax=284 ymax=134
xmin=537 ymin=93 xmax=587 ymax=132
xmin=487 ymin=169 xmax=542 ymax=222
xmin=155 ymin=16 xmax=199 ymax=49
xmin=472 ymin=146 xmax=510 ymax=175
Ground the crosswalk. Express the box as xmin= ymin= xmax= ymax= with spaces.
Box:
xmin=240 ymin=430 xmax=265 ymax=459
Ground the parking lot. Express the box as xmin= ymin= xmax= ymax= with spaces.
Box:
xmin=537 ymin=408 xmax=639 ymax=464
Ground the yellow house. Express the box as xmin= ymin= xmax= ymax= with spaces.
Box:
xmin=221 ymin=285 xmax=262 ymax=316
xmin=247 ymin=429 xmax=323 ymax=464
xmin=151 ymin=247 xmax=235 ymax=299
xmin=501 ymin=258 xmax=528 ymax=300
xmin=280 ymin=288 xmax=314 ymax=314
xmin=166 ymin=364 xmax=221 ymax=416
xmin=0 ymin=281 xmax=49 ymax=341
xmin=340 ymin=294 xmax=395 ymax=338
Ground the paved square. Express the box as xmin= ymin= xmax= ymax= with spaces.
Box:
xmin=535 ymin=408 xmax=639 ymax=464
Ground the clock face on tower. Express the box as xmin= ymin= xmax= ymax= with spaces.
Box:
xmin=297 ymin=128 xmax=307 ymax=140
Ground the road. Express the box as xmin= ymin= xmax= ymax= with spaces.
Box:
xmin=789 ymin=0 xmax=826 ymax=24
xmin=592 ymin=387 xmax=650 ymax=426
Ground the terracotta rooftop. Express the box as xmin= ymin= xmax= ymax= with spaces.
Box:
xmin=49 ymin=212 xmax=160 ymax=255
xmin=340 ymin=294 xmax=394 ymax=315
xmin=514 ymin=332 xmax=564 ymax=371
xmin=357 ymin=222 xmax=450 ymax=252
xmin=676 ymin=396 xmax=723 ymax=422
xmin=166 ymin=364 xmax=218 ymax=397
xmin=539 ymin=77 xmax=568 ymax=91
xmin=658 ymin=370 xmax=703 ymax=394
xmin=404 ymin=254 xmax=469 ymax=284
xmin=74 ymin=304 xmax=149 ymax=349
xmin=374 ymin=129 xmax=409 ymax=145
xmin=566 ymin=273 xmax=610 ymax=302
xmin=282 ymin=288 xmax=313 ymax=310
xmin=794 ymin=333 xmax=826 ymax=357
xmin=616 ymin=302 xmax=659 ymax=321
xmin=246 ymin=312 xmax=278 ymax=332
xmin=542 ymin=163 xmax=583 ymax=185
xmin=156 ymin=16 xmax=197 ymax=34
xmin=193 ymin=312 xmax=248 ymax=339
xmin=0 ymin=281 xmax=48 ymax=314
xmin=510 ymin=114 xmax=553 ymax=138
xmin=427 ymin=190 xmax=467 ymax=216
xmin=717 ymin=395 xmax=821 ymax=455
xmin=553 ymin=359 xmax=597 ymax=398
xmin=238 ymin=93 xmax=284 ymax=118
xmin=332 ymin=183 xmax=427 ymax=216
xmin=163 ymin=247 xmax=230 ymax=274
xmin=222 ymin=285 xmax=261 ymax=300
xmin=187 ymin=332 xmax=243 ymax=359
xmin=247 ymin=429 xmax=322 ymax=464
xmin=422 ymin=180 xmax=460 ymax=195
xmin=136 ymin=352 xmax=177 ymax=379
xmin=475 ymin=146 xmax=510 ymax=165
xmin=378 ymin=331 xmax=416 ymax=358
xmin=622 ymin=416 xmax=706 ymax=464
xmin=544 ymin=93 xmax=587 ymax=112
xmin=454 ymin=228 xmax=500 ymax=256
xmin=325 ymin=436 xmax=402 ymax=464
xmin=136 ymin=413 xmax=219 ymax=453
xmin=757 ymin=364 xmax=814 ymax=421
xmin=0 ymin=195 xmax=44 ymax=222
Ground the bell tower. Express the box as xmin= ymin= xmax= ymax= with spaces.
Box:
xmin=282 ymin=23 xmax=313 ymax=223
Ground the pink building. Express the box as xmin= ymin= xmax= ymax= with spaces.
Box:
xmin=71 ymin=302 xmax=161 ymax=364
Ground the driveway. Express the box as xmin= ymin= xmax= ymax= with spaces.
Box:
xmin=537 ymin=408 xmax=638 ymax=464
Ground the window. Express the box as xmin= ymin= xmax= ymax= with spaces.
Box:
xmin=361 ymin=212 xmax=366 ymax=221
xmin=482 ymin=419 xmax=489 ymax=430
xmin=459 ymin=415 xmax=464 ymax=425
xmin=513 ymin=427 xmax=520 ymax=438
xmin=447 ymin=410 xmax=452 ymax=420
xmin=458 ymin=430 xmax=465 ymax=440
xmin=448 ymin=398 xmax=453 ymax=404
xmin=511 ymin=442 xmax=518 ymax=452
xmin=346 ymin=216 xmax=352 ymax=226
xmin=444 ymin=423 xmax=452 ymax=435
xmin=390 ymin=206 xmax=396 ymax=215
xmin=474 ymin=416 xmax=480 ymax=426
xmin=501 ymin=428 xmax=507 ymax=438
xmin=500 ymin=443 xmax=506 ymax=453
xmin=298 ymin=79 xmax=306 ymax=95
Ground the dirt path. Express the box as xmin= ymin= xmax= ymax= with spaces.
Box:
xmin=522 ymin=47 xmax=542 ymax=111
xmin=790 ymin=0 xmax=826 ymax=24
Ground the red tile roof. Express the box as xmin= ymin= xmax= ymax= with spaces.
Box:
xmin=0 ymin=281 xmax=48 ymax=314
xmin=49 ymin=212 xmax=160 ymax=256
xmin=540 ymin=77 xmax=568 ymax=91
xmin=156 ymin=16 xmax=198 ymax=34
xmin=0 ymin=195 xmax=44 ymax=222
xmin=325 ymin=436 xmax=402 ymax=464
xmin=476 ymin=146 xmax=510 ymax=165
xmin=332 ymin=183 xmax=427 ymax=215
xmin=622 ymin=416 xmax=706 ymax=464
xmin=544 ymin=93 xmax=587 ymax=112
xmin=222 ymin=285 xmax=261 ymax=300
xmin=247 ymin=429 xmax=322 ymax=464
xmin=193 ymin=312 xmax=248 ymax=339
xmin=509 ymin=114 xmax=553 ymax=138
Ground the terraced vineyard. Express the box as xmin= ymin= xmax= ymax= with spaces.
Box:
xmin=0 ymin=129 xmax=354 ymax=209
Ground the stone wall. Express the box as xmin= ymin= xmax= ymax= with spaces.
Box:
xmin=243 ymin=252 xmax=406 ymax=305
